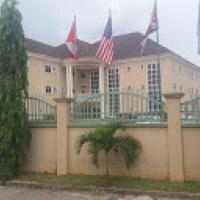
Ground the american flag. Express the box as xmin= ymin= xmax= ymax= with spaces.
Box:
xmin=96 ymin=13 xmax=113 ymax=65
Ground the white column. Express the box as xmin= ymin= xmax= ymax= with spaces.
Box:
xmin=66 ymin=66 xmax=69 ymax=98
xmin=99 ymin=65 xmax=105 ymax=118
xmin=70 ymin=66 xmax=74 ymax=98
xmin=66 ymin=65 xmax=74 ymax=98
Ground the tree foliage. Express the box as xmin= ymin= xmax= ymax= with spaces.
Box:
xmin=0 ymin=0 xmax=31 ymax=181
xmin=76 ymin=122 xmax=141 ymax=176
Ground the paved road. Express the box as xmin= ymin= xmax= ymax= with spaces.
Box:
xmin=0 ymin=186 xmax=188 ymax=200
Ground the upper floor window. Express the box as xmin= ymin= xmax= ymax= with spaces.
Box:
xmin=128 ymin=85 xmax=132 ymax=91
xmin=127 ymin=66 xmax=131 ymax=72
xmin=45 ymin=86 xmax=56 ymax=94
xmin=141 ymin=84 xmax=145 ymax=90
xmin=179 ymin=65 xmax=182 ymax=73
xmin=172 ymin=63 xmax=176 ymax=72
xmin=45 ymin=86 xmax=52 ymax=94
xmin=173 ymin=83 xmax=177 ymax=91
xmin=44 ymin=65 xmax=52 ymax=73
xmin=44 ymin=65 xmax=56 ymax=74
xmin=180 ymin=85 xmax=183 ymax=92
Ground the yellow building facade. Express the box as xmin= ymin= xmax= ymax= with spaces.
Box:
xmin=26 ymin=32 xmax=200 ymax=104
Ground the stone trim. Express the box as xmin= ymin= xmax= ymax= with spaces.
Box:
xmin=29 ymin=121 xmax=57 ymax=128
xmin=68 ymin=122 xmax=168 ymax=128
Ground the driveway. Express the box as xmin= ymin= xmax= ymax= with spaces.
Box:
xmin=0 ymin=186 xmax=188 ymax=200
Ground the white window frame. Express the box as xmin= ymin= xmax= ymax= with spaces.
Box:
xmin=147 ymin=63 xmax=162 ymax=111
xmin=127 ymin=66 xmax=131 ymax=72
xmin=90 ymin=71 xmax=99 ymax=94
xmin=44 ymin=85 xmax=56 ymax=95
xmin=107 ymin=66 xmax=120 ymax=114
xmin=44 ymin=64 xmax=57 ymax=74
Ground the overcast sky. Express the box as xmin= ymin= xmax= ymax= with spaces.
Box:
xmin=4 ymin=0 xmax=200 ymax=65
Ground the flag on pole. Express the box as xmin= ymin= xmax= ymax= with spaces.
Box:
xmin=197 ymin=1 xmax=200 ymax=54
xmin=140 ymin=1 xmax=159 ymax=56
xmin=66 ymin=16 xmax=78 ymax=59
xmin=96 ymin=11 xmax=114 ymax=65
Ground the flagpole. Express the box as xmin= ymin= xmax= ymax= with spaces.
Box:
xmin=155 ymin=0 xmax=160 ymax=65
xmin=155 ymin=0 xmax=162 ymax=106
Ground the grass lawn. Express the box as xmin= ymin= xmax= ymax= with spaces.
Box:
xmin=14 ymin=173 xmax=200 ymax=194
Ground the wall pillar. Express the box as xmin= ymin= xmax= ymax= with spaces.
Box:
xmin=54 ymin=97 xmax=74 ymax=175
xmin=163 ymin=92 xmax=184 ymax=182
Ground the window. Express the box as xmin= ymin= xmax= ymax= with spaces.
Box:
xmin=45 ymin=86 xmax=56 ymax=94
xmin=44 ymin=65 xmax=52 ymax=73
xmin=180 ymin=85 xmax=183 ymax=92
xmin=91 ymin=71 xmax=99 ymax=93
xmin=45 ymin=86 xmax=52 ymax=94
xmin=80 ymin=86 xmax=87 ymax=94
xmin=179 ymin=65 xmax=182 ymax=73
xmin=108 ymin=67 xmax=120 ymax=113
xmin=172 ymin=63 xmax=176 ymax=72
xmin=80 ymin=72 xmax=86 ymax=78
xmin=73 ymin=69 xmax=76 ymax=77
xmin=173 ymin=83 xmax=177 ymax=91
xmin=128 ymin=85 xmax=132 ymax=91
xmin=127 ymin=66 xmax=131 ymax=72
xmin=141 ymin=84 xmax=145 ymax=90
xmin=147 ymin=64 xmax=162 ymax=111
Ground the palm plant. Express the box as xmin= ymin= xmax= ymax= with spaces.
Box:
xmin=76 ymin=122 xmax=141 ymax=176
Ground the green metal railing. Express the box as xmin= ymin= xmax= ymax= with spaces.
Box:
xmin=181 ymin=96 xmax=200 ymax=123
xmin=70 ymin=92 xmax=166 ymax=124
xmin=26 ymin=97 xmax=57 ymax=122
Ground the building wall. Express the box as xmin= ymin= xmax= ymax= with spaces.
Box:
xmin=182 ymin=128 xmax=200 ymax=180
xmin=27 ymin=53 xmax=200 ymax=103
xmin=69 ymin=127 xmax=168 ymax=179
xmin=25 ymin=125 xmax=200 ymax=181
xmin=119 ymin=55 xmax=200 ymax=102
xmin=163 ymin=56 xmax=200 ymax=101
xmin=25 ymin=127 xmax=57 ymax=173
xmin=28 ymin=56 xmax=64 ymax=103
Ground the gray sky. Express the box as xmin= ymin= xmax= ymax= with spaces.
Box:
xmin=7 ymin=0 xmax=200 ymax=65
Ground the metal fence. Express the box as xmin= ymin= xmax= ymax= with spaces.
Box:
xmin=26 ymin=97 xmax=57 ymax=122
xmin=70 ymin=92 xmax=166 ymax=124
xmin=181 ymin=96 xmax=200 ymax=123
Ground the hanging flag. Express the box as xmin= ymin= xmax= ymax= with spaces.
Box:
xmin=140 ymin=1 xmax=159 ymax=56
xmin=197 ymin=1 xmax=200 ymax=54
xmin=66 ymin=16 xmax=78 ymax=59
xmin=96 ymin=11 xmax=114 ymax=65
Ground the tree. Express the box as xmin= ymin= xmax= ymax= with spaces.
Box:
xmin=0 ymin=0 xmax=31 ymax=181
xmin=76 ymin=122 xmax=141 ymax=176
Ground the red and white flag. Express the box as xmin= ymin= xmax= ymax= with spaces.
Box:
xmin=140 ymin=1 xmax=158 ymax=55
xmin=66 ymin=16 xmax=78 ymax=59
xmin=96 ymin=11 xmax=113 ymax=65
